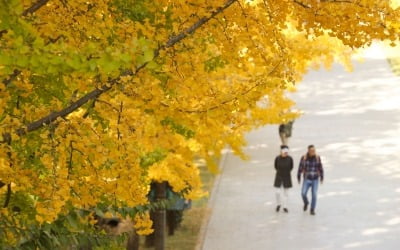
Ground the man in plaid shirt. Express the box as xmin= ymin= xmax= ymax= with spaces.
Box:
xmin=297 ymin=145 xmax=324 ymax=215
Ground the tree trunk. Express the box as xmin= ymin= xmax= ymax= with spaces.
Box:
xmin=126 ymin=231 xmax=139 ymax=250
xmin=154 ymin=182 xmax=167 ymax=250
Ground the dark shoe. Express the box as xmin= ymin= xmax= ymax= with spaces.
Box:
xmin=303 ymin=203 xmax=308 ymax=211
xmin=310 ymin=209 xmax=316 ymax=215
xmin=283 ymin=208 xmax=288 ymax=213
xmin=276 ymin=205 xmax=281 ymax=212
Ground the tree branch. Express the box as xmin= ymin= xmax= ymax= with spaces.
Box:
xmin=17 ymin=84 xmax=112 ymax=136
xmin=162 ymin=62 xmax=281 ymax=113
xmin=12 ymin=0 xmax=238 ymax=137
xmin=0 ymin=30 xmax=7 ymax=38
xmin=294 ymin=0 xmax=366 ymax=9
xmin=0 ymin=0 xmax=50 ymax=37
xmin=163 ymin=0 xmax=238 ymax=49
xmin=2 ymin=70 xmax=21 ymax=87
xmin=321 ymin=0 xmax=354 ymax=4
xmin=1 ymin=0 xmax=51 ymax=82
xmin=68 ymin=141 xmax=73 ymax=177
xmin=22 ymin=0 xmax=50 ymax=16
xmin=3 ymin=184 xmax=12 ymax=208
xmin=293 ymin=0 xmax=311 ymax=9
xmin=293 ymin=0 xmax=356 ymax=9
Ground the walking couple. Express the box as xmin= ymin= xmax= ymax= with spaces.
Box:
xmin=273 ymin=145 xmax=324 ymax=215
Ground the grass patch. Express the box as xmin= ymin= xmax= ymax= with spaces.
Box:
xmin=163 ymin=206 xmax=210 ymax=250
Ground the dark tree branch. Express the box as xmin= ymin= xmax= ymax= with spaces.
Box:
xmin=163 ymin=0 xmax=238 ymax=49
xmin=2 ymin=70 xmax=21 ymax=87
xmin=293 ymin=0 xmax=356 ymax=9
xmin=68 ymin=141 xmax=73 ymax=177
xmin=321 ymin=0 xmax=354 ymax=4
xmin=0 ymin=30 xmax=7 ymax=37
xmin=1 ymin=133 xmax=13 ymax=205
xmin=11 ymin=0 xmax=238 ymax=137
xmin=293 ymin=0 xmax=311 ymax=9
xmin=96 ymin=99 xmax=120 ymax=112
xmin=294 ymin=0 xmax=368 ymax=9
xmin=22 ymin=0 xmax=50 ymax=16
xmin=17 ymin=84 xmax=112 ymax=136
xmin=117 ymin=102 xmax=123 ymax=141
xmin=3 ymin=184 xmax=12 ymax=208
xmin=46 ymin=34 xmax=66 ymax=45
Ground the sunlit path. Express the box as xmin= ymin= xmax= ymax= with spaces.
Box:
xmin=201 ymin=45 xmax=400 ymax=250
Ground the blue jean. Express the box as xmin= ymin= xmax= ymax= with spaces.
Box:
xmin=301 ymin=179 xmax=319 ymax=210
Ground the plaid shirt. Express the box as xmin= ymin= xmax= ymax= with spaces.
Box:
xmin=297 ymin=155 xmax=324 ymax=181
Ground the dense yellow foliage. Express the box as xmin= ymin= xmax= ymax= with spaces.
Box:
xmin=0 ymin=0 xmax=399 ymax=245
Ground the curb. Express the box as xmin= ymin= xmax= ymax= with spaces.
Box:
xmin=194 ymin=148 xmax=230 ymax=250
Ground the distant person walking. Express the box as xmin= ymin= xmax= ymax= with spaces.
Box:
xmin=297 ymin=145 xmax=324 ymax=215
xmin=274 ymin=145 xmax=294 ymax=213
xmin=278 ymin=121 xmax=294 ymax=146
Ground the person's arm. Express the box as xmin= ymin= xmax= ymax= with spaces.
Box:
xmin=274 ymin=156 xmax=278 ymax=170
xmin=318 ymin=156 xmax=324 ymax=183
xmin=290 ymin=156 xmax=294 ymax=171
xmin=297 ymin=157 xmax=304 ymax=183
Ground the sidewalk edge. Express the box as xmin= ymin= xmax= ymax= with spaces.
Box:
xmin=194 ymin=148 xmax=230 ymax=250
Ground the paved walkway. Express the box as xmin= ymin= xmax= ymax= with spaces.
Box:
xmin=202 ymin=45 xmax=400 ymax=250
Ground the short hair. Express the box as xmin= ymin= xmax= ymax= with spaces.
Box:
xmin=281 ymin=145 xmax=289 ymax=149
xmin=308 ymin=145 xmax=315 ymax=150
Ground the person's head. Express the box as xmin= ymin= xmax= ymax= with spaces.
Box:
xmin=307 ymin=145 xmax=316 ymax=156
xmin=280 ymin=145 xmax=289 ymax=157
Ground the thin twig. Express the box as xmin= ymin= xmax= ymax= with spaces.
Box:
xmin=3 ymin=184 xmax=11 ymax=208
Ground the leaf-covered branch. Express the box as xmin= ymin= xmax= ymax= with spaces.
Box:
xmin=0 ymin=0 xmax=51 ymax=39
xmin=15 ymin=0 xmax=239 ymax=137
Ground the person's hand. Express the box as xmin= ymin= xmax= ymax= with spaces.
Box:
xmin=297 ymin=178 xmax=301 ymax=184
xmin=320 ymin=178 xmax=324 ymax=184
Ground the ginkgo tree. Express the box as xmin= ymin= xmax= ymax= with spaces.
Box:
xmin=0 ymin=0 xmax=399 ymax=248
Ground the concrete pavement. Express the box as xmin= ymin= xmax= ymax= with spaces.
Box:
xmin=201 ymin=45 xmax=400 ymax=250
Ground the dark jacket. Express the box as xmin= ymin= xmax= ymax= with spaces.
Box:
xmin=274 ymin=155 xmax=294 ymax=188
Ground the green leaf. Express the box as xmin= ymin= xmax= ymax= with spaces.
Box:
xmin=94 ymin=208 xmax=105 ymax=217
xmin=140 ymin=148 xmax=167 ymax=168
xmin=161 ymin=117 xmax=195 ymax=138
xmin=66 ymin=214 xmax=78 ymax=229
xmin=143 ymin=49 xmax=154 ymax=62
